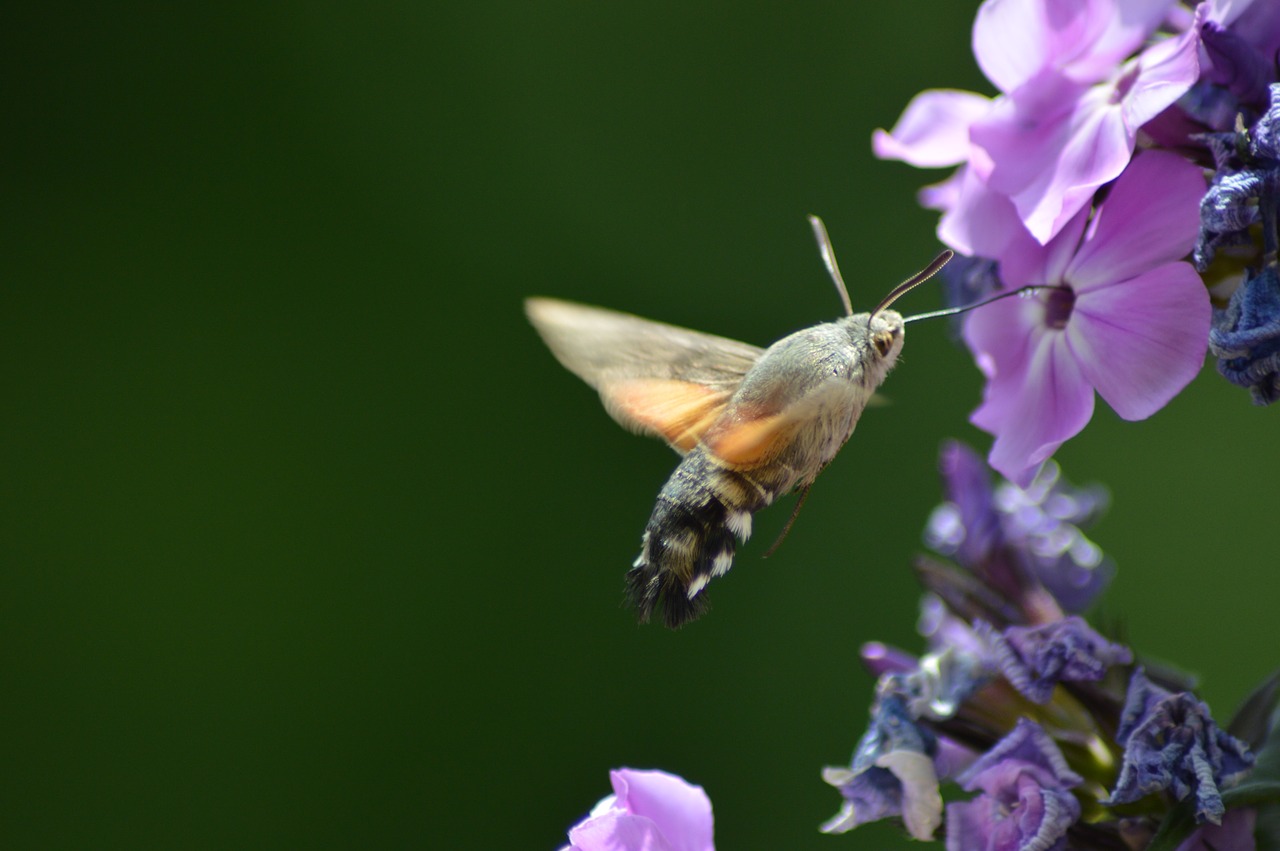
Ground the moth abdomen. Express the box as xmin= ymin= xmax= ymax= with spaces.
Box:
xmin=625 ymin=449 xmax=771 ymax=628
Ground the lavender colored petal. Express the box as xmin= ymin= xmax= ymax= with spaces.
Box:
xmin=1117 ymin=8 xmax=1204 ymax=130
xmin=946 ymin=719 xmax=1082 ymax=851
xmin=935 ymin=736 xmax=979 ymax=782
xmin=946 ymin=778 xmax=1079 ymax=851
xmin=918 ymin=595 xmax=993 ymax=661
xmin=963 ymin=291 xmax=1040 ymax=408
xmin=966 ymin=310 xmax=1096 ymax=486
xmin=973 ymin=76 xmax=1131 ymax=245
xmin=1024 ymin=541 xmax=1115 ymax=614
xmin=996 ymin=195 xmax=1090 ymax=291
xmin=609 ymin=769 xmax=714 ymax=851
xmin=1065 ymin=262 xmax=1210 ymax=421
xmin=973 ymin=20 xmax=1199 ymax=245
xmin=872 ymin=89 xmax=991 ymax=167
xmin=1067 ymin=150 xmax=1205 ymax=289
xmin=568 ymin=809 xmax=676 ymax=851
xmin=932 ymin=440 xmax=1002 ymax=565
xmin=926 ymin=166 xmax=1026 ymax=259
xmin=958 ymin=718 xmax=1084 ymax=794
xmin=971 ymin=0 xmax=1170 ymax=93
xmin=972 ymin=0 xmax=1084 ymax=93
xmin=989 ymin=616 xmax=1132 ymax=704
xmin=1070 ymin=0 xmax=1182 ymax=80
xmin=861 ymin=641 xmax=918 ymax=678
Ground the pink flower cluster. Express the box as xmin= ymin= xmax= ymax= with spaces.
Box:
xmin=873 ymin=0 xmax=1280 ymax=483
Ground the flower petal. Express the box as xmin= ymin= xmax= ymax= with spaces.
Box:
xmin=568 ymin=809 xmax=676 ymax=851
xmin=872 ymin=89 xmax=992 ymax=167
xmin=964 ymin=297 xmax=1096 ymax=486
xmin=1120 ymin=9 xmax=1203 ymax=128
xmin=997 ymin=196 xmax=1090 ymax=289
xmin=875 ymin=750 xmax=942 ymax=841
xmin=972 ymin=0 xmax=1063 ymax=93
xmin=973 ymin=79 xmax=1133 ymax=244
xmin=931 ymin=166 xmax=1027 ymax=259
xmin=984 ymin=334 xmax=1095 ymax=487
xmin=1067 ymin=150 xmax=1206 ymax=290
xmin=974 ymin=0 xmax=1174 ymax=91
xmin=609 ymin=769 xmax=714 ymax=851
xmin=1066 ymin=262 xmax=1210 ymax=420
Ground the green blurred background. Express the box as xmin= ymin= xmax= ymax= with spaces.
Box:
xmin=5 ymin=3 xmax=1276 ymax=848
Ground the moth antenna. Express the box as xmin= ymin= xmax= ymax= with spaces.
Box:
xmin=762 ymin=485 xmax=812 ymax=559
xmin=870 ymin=250 xmax=954 ymax=319
xmin=901 ymin=283 xmax=1069 ymax=324
xmin=808 ymin=215 xmax=854 ymax=317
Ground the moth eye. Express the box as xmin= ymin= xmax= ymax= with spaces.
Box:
xmin=872 ymin=329 xmax=894 ymax=357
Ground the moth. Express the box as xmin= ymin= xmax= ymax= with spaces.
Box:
xmin=526 ymin=217 xmax=954 ymax=628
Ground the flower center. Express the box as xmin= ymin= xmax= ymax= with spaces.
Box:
xmin=1044 ymin=287 xmax=1076 ymax=329
xmin=1109 ymin=64 xmax=1140 ymax=104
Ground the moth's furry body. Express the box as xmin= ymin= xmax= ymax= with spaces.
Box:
xmin=526 ymin=298 xmax=905 ymax=627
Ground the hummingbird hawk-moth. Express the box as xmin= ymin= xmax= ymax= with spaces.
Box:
xmin=526 ymin=217 xmax=954 ymax=628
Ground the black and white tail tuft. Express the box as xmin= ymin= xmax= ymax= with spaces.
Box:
xmin=624 ymin=449 xmax=762 ymax=628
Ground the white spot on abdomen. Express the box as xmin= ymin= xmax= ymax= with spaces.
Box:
xmin=712 ymin=551 xmax=734 ymax=577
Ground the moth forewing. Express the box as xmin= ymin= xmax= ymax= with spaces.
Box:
xmin=524 ymin=297 xmax=762 ymax=452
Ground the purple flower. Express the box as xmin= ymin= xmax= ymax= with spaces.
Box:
xmin=962 ymin=150 xmax=1210 ymax=486
xmin=969 ymin=1 xmax=1203 ymax=244
xmin=994 ymin=461 xmax=1114 ymax=614
xmin=822 ymin=691 xmax=945 ymax=840
xmin=1106 ymin=668 xmax=1254 ymax=825
xmin=875 ymin=0 xmax=1203 ymax=247
xmin=929 ymin=440 xmax=1003 ymax=567
xmin=925 ymin=442 xmax=1114 ymax=617
xmin=984 ymin=616 xmax=1132 ymax=704
xmin=946 ymin=719 xmax=1083 ymax=851
xmin=918 ymin=594 xmax=997 ymax=661
xmin=561 ymin=768 xmax=714 ymax=851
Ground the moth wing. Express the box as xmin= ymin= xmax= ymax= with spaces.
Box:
xmin=525 ymin=297 xmax=764 ymax=452
xmin=700 ymin=327 xmax=864 ymax=468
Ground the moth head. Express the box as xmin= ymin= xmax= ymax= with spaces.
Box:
xmin=868 ymin=309 xmax=905 ymax=363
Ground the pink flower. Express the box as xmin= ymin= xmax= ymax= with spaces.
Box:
xmin=874 ymin=0 xmax=1202 ymax=247
xmin=561 ymin=768 xmax=715 ymax=851
xmin=962 ymin=150 xmax=1210 ymax=485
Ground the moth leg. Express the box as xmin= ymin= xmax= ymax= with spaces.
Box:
xmin=762 ymin=485 xmax=812 ymax=559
